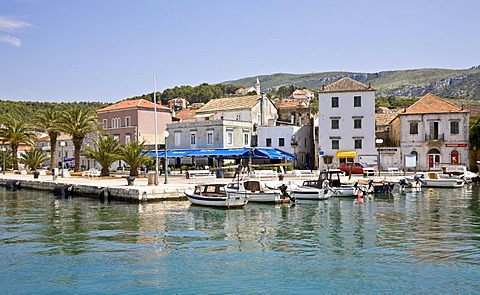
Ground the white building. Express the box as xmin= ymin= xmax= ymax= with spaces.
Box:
xmin=318 ymin=77 xmax=377 ymax=167
xmin=257 ymin=125 xmax=312 ymax=168
xmin=390 ymin=93 xmax=470 ymax=170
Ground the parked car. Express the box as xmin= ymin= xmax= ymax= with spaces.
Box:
xmin=338 ymin=162 xmax=376 ymax=176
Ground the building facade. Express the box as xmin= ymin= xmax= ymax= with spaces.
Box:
xmin=318 ymin=77 xmax=377 ymax=167
xmin=391 ymin=93 xmax=470 ymax=170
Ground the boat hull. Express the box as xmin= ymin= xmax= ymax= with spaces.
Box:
xmin=291 ymin=187 xmax=333 ymax=200
xmin=185 ymin=190 xmax=248 ymax=208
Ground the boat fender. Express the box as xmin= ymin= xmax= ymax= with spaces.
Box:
xmin=6 ymin=180 xmax=20 ymax=190
xmin=63 ymin=185 xmax=74 ymax=197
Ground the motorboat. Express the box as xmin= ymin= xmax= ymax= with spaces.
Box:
xmin=440 ymin=164 xmax=477 ymax=183
xmin=185 ymin=183 xmax=248 ymax=208
xmin=286 ymin=180 xmax=334 ymax=200
xmin=316 ymin=169 xmax=357 ymax=197
xmin=398 ymin=175 xmax=426 ymax=192
xmin=405 ymin=171 xmax=465 ymax=188
xmin=225 ymin=179 xmax=290 ymax=203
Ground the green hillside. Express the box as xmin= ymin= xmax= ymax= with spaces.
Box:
xmin=224 ymin=66 xmax=480 ymax=99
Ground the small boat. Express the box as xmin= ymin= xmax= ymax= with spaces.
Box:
xmin=185 ymin=183 xmax=248 ymax=208
xmin=405 ymin=171 xmax=465 ymax=188
xmin=317 ymin=169 xmax=357 ymax=197
xmin=225 ymin=179 xmax=290 ymax=203
xmin=288 ymin=180 xmax=334 ymax=200
xmin=398 ymin=175 xmax=426 ymax=192
xmin=440 ymin=164 xmax=477 ymax=183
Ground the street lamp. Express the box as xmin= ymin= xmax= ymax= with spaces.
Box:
xmin=60 ymin=141 xmax=66 ymax=177
xmin=163 ymin=130 xmax=169 ymax=184
xmin=375 ymin=138 xmax=384 ymax=176
xmin=2 ymin=147 xmax=6 ymax=175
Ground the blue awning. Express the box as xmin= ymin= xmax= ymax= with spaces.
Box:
xmin=144 ymin=147 xmax=295 ymax=160
xmin=253 ymin=147 xmax=296 ymax=160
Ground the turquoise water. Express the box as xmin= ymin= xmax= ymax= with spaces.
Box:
xmin=1 ymin=186 xmax=480 ymax=294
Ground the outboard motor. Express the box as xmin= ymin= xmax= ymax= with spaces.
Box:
xmin=279 ymin=183 xmax=295 ymax=203
xmin=414 ymin=174 xmax=427 ymax=186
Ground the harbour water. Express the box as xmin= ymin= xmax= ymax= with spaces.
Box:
xmin=1 ymin=186 xmax=480 ymax=294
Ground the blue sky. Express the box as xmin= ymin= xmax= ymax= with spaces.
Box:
xmin=1 ymin=0 xmax=479 ymax=103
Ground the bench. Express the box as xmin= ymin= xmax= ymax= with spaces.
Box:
xmin=187 ymin=170 xmax=214 ymax=179
xmin=293 ymin=170 xmax=316 ymax=178
xmin=252 ymin=170 xmax=278 ymax=179
xmin=82 ymin=168 xmax=101 ymax=178
xmin=387 ymin=167 xmax=403 ymax=176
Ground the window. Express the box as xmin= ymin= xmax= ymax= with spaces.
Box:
xmin=354 ymin=96 xmax=361 ymax=107
xmin=227 ymin=131 xmax=233 ymax=146
xmin=354 ymin=139 xmax=362 ymax=149
xmin=207 ymin=131 xmax=214 ymax=145
xmin=113 ymin=135 xmax=120 ymax=142
xmin=331 ymin=97 xmax=339 ymax=108
xmin=450 ymin=121 xmax=459 ymax=134
xmin=125 ymin=116 xmax=131 ymax=127
xmin=410 ymin=122 xmax=418 ymax=134
xmin=243 ymin=133 xmax=249 ymax=146
xmin=354 ymin=119 xmax=362 ymax=129
xmin=125 ymin=134 xmax=131 ymax=144
xmin=174 ymin=132 xmax=181 ymax=147
xmin=279 ymin=138 xmax=285 ymax=146
xmin=190 ymin=133 xmax=196 ymax=146
xmin=102 ymin=119 xmax=108 ymax=129
xmin=331 ymin=140 xmax=339 ymax=150
xmin=236 ymin=114 xmax=241 ymax=121
xmin=266 ymin=138 xmax=272 ymax=147
xmin=331 ymin=119 xmax=339 ymax=129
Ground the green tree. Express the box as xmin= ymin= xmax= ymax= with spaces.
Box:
xmin=0 ymin=148 xmax=13 ymax=172
xmin=35 ymin=109 xmax=62 ymax=168
xmin=470 ymin=116 xmax=480 ymax=149
xmin=84 ymin=136 xmax=120 ymax=177
xmin=58 ymin=108 xmax=98 ymax=172
xmin=0 ymin=117 xmax=36 ymax=170
xmin=19 ymin=148 xmax=49 ymax=171
xmin=118 ymin=141 xmax=151 ymax=177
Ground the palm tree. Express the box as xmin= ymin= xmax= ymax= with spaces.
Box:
xmin=84 ymin=136 xmax=120 ymax=177
xmin=19 ymin=148 xmax=49 ymax=171
xmin=58 ymin=108 xmax=98 ymax=172
xmin=35 ymin=109 xmax=61 ymax=169
xmin=118 ymin=141 xmax=151 ymax=177
xmin=0 ymin=117 xmax=36 ymax=170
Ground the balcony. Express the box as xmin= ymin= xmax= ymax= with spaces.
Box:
xmin=425 ymin=133 xmax=444 ymax=141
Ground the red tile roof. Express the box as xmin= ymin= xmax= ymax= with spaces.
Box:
xmin=175 ymin=108 xmax=197 ymax=121
xmin=320 ymin=77 xmax=375 ymax=93
xmin=97 ymin=99 xmax=169 ymax=113
xmin=403 ymin=93 xmax=469 ymax=114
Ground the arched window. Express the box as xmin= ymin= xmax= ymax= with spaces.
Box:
xmin=428 ymin=148 xmax=441 ymax=169
xmin=450 ymin=150 xmax=459 ymax=164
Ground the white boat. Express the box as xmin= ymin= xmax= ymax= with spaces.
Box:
xmin=310 ymin=169 xmax=357 ymax=197
xmin=185 ymin=183 xmax=248 ymax=208
xmin=225 ymin=179 xmax=290 ymax=203
xmin=398 ymin=175 xmax=426 ymax=192
xmin=288 ymin=180 xmax=334 ymax=200
xmin=440 ymin=164 xmax=477 ymax=183
xmin=406 ymin=171 xmax=465 ymax=188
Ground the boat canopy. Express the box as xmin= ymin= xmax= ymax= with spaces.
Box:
xmin=336 ymin=150 xmax=357 ymax=158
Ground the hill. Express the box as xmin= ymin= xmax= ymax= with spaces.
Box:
xmin=223 ymin=66 xmax=480 ymax=99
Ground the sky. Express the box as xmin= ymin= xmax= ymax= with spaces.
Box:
xmin=1 ymin=0 xmax=479 ymax=103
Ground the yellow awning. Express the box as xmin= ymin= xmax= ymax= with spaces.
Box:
xmin=336 ymin=150 xmax=357 ymax=158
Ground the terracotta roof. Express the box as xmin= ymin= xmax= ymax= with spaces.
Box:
xmin=320 ymin=77 xmax=375 ymax=93
xmin=375 ymin=113 xmax=397 ymax=126
xmin=402 ymin=93 xmax=469 ymax=114
xmin=175 ymin=108 xmax=197 ymax=121
xmin=197 ymin=95 xmax=261 ymax=113
xmin=97 ymin=99 xmax=169 ymax=113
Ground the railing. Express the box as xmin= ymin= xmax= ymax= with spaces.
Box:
xmin=425 ymin=133 xmax=444 ymax=141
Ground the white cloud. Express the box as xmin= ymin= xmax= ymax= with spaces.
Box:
xmin=0 ymin=16 xmax=32 ymax=33
xmin=0 ymin=16 xmax=32 ymax=47
xmin=0 ymin=34 xmax=22 ymax=47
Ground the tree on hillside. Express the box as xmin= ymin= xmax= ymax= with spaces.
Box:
xmin=58 ymin=108 xmax=98 ymax=172
xmin=470 ymin=116 xmax=480 ymax=149
xmin=84 ymin=136 xmax=120 ymax=177
xmin=35 ymin=109 xmax=62 ymax=169
xmin=0 ymin=117 xmax=36 ymax=170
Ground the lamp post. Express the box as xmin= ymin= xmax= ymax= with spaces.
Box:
xmin=2 ymin=147 xmax=6 ymax=175
xmin=60 ymin=142 xmax=65 ymax=177
xmin=163 ymin=130 xmax=169 ymax=184
xmin=375 ymin=138 xmax=384 ymax=176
